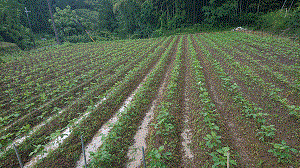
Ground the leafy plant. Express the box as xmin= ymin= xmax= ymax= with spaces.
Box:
xmin=147 ymin=146 xmax=171 ymax=168
xmin=268 ymin=140 xmax=298 ymax=164
xmin=256 ymin=125 xmax=276 ymax=142
xmin=246 ymin=112 xmax=269 ymax=124
xmin=29 ymin=144 xmax=44 ymax=156
xmin=0 ymin=133 xmax=13 ymax=148
xmin=209 ymin=147 xmax=237 ymax=168
xmin=16 ymin=124 xmax=31 ymax=137
xmin=204 ymin=131 xmax=221 ymax=149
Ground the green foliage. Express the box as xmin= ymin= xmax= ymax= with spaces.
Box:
xmin=287 ymin=6 xmax=300 ymax=37
xmin=256 ymin=4 xmax=300 ymax=37
xmin=64 ymin=34 xmax=91 ymax=43
xmin=50 ymin=5 xmax=94 ymax=43
xmin=147 ymin=146 xmax=171 ymax=168
xmin=210 ymin=147 xmax=237 ymax=168
xmin=268 ymin=140 xmax=298 ymax=164
xmin=96 ymin=0 xmax=117 ymax=32
xmin=75 ymin=9 xmax=99 ymax=30
xmin=114 ymin=0 xmax=141 ymax=36
xmin=136 ymin=0 xmax=156 ymax=38
xmin=256 ymin=125 xmax=276 ymax=142
xmin=202 ymin=0 xmax=238 ymax=27
xmin=167 ymin=10 xmax=186 ymax=30
xmin=259 ymin=10 xmax=291 ymax=32
xmin=18 ymin=0 xmax=52 ymax=33
xmin=51 ymin=5 xmax=83 ymax=36
xmin=29 ymin=144 xmax=44 ymax=157
xmin=204 ymin=131 xmax=221 ymax=149
xmin=0 ymin=0 xmax=34 ymax=50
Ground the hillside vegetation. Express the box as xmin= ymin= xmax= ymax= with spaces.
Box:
xmin=1 ymin=0 xmax=300 ymax=51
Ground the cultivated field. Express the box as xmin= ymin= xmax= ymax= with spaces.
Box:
xmin=0 ymin=32 xmax=299 ymax=168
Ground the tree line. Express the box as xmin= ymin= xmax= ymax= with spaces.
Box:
xmin=1 ymin=0 xmax=300 ymax=49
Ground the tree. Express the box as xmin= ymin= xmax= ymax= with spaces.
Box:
xmin=114 ymin=0 xmax=141 ymax=36
xmin=0 ymin=0 xmax=33 ymax=50
xmin=202 ymin=0 xmax=238 ymax=26
xmin=97 ymin=0 xmax=118 ymax=32
xmin=138 ymin=0 xmax=157 ymax=37
xmin=50 ymin=5 xmax=90 ymax=38
xmin=18 ymin=0 xmax=52 ymax=34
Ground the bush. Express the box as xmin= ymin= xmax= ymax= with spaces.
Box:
xmin=287 ymin=6 xmax=300 ymax=37
xmin=64 ymin=34 xmax=91 ymax=43
xmin=239 ymin=13 xmax=259 ymax=27
xmin=151 ymin=29 xmax=164 ymax=37
xmin=257 ymin=10 xmax=291 ymax=33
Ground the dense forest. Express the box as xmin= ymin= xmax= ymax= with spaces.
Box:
xmin=1 ymin=0 xmax=300 ymax=50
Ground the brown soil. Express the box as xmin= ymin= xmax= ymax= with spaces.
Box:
xmin=0 ymin=41 xmax=151 ymax=110
xmin=206 ymin=34 xmax=300 ymax=108
xmin=191 ymin=34 xmax=266 ymax=167
xmin=145 ymin=36 xmax=182 ymax=167
xmin=181 ymin=35 xmax=209 ymax=167
xmin=195 ymin=34 xmax=300 ymax=167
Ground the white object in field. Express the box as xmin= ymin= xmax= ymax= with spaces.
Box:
xmin=231 ymin=27 xmax=248 ymax=32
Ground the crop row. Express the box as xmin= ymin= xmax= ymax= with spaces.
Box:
xmin=30 ymin=36 xmax=173 ymax=168
xmin=143 ymin=35 xmax=183 ymax=168
xmin=203 ymin=33 xmax=300 ymax=109
xmin=0 ymin=39 xmax=140 ymax=80
xmin=190 ymin=35 xmax=238 ymax=167
xmin=0 ymin=38 xmax=166 ymax=154
xmin=224 ymin=32 xmax=300 ymax=86
xmin=218 ymin=33 xmax=300 ymax=100
xmin=0 ymin=37 xmax=168 ymax=167
xmin=228 ymin=32 xmax=300 ymax=64
xmin=0 ymin=40 xmax=136 ymax=99
xmin=194 ymin=34 xmax=299 ymax=166
xmin=86 ymin=36 xmax=178 ymax=167
xmin=0 ymin=40 xmax=156 ymax=129
xmin=236 ymin=32 xmax=300 ymax=55
xmin=199 ymin=34 xmax=300 ymax=118
xmin=0 ymin=40 xmax=149 ymax=108
xmin=0 ymin=40 xmax=145 ymax=101
xmin=212 ymin=32 xmax=299 ymax=82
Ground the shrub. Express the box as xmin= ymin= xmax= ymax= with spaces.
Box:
xmin=64 ymin=34 xmax=91 ymax=43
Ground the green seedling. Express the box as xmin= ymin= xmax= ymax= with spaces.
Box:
xmin=256 ymin=125 xmax=276 ymax=142
xmin=204 ymin=131 xmax=221 ymax=149
xmin=209 ymin=147 xmax=237 ymax=168
xmin=0 ymin=133 xmax=13 ymax=147
xmin=287 ymin=105 xmax=300 ymax=117
xmin=268 ymin=140 xmax=298 ymax=164
xmin=147 ymin=146 xmax=171 ymax=168
xmin=16 ymin=124 xmax=31 ymax=137
xmin=29 ymin=144 xmax=44 ymax=156
xmin=208 ymin=122 xmax=220 ymax=131
xmin=246 ymin=112 xmax=269 ymax=124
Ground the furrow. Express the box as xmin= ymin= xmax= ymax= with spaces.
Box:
xmin=31 ymin=37 xmax=171 ymax=168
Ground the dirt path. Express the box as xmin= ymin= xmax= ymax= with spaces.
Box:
xmin=180 ymin=35 xmax=195 ymax=167
xmin=76 ymin=73 xmax=149 ymax=168
xmin=141 ymin=36 xmax=182 ymax=167
xmin=125 ymin=57 xmax=173 ymax=168
xmin=126 ymin=38 xmax=179 ymax=168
